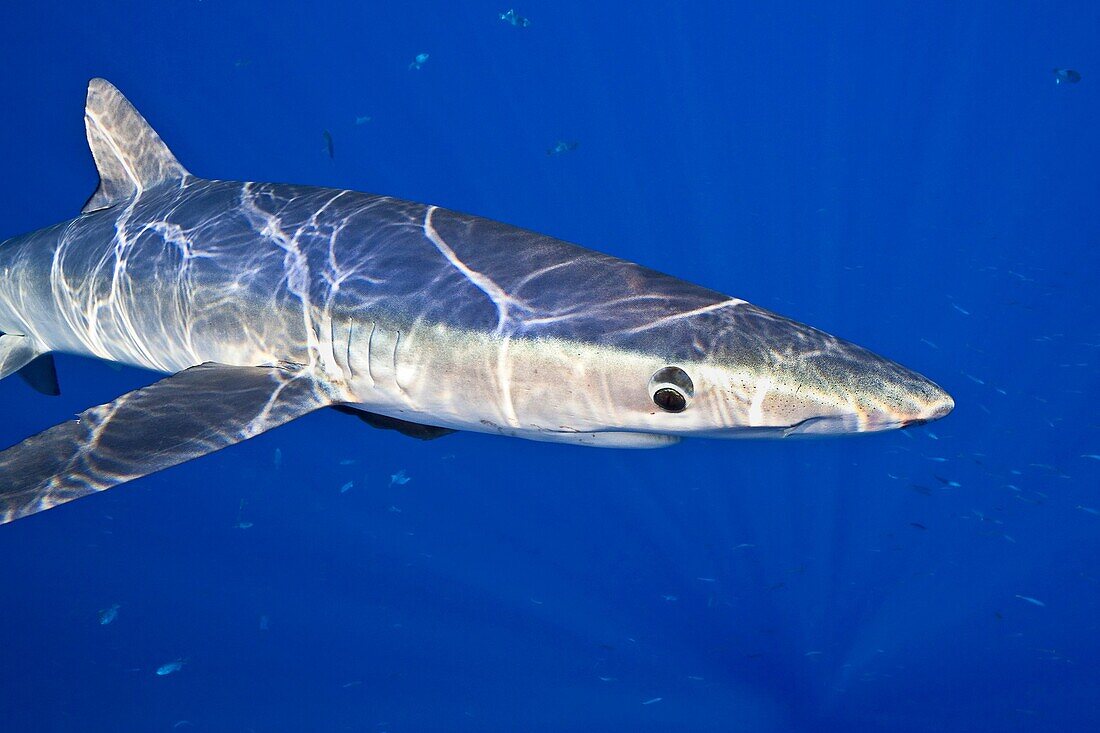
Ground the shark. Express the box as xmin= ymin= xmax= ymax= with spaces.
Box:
xmin=0 ymin=79 xmax=953 ymax=524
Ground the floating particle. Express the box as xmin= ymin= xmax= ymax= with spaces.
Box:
xmin=1015 ymin=595 xmax=1046 ymax=607
xmin=98 ymin=603 xmax=120 ymax=625
xmin=156 ymin=659 xmax=186 ymax=676
xmin=390 ymin=469 xmax=411 ymax=486
xmin=1054 ymin=68 xmax=1081 ymax=84
xmin=409 ymin=53 xmax=429 ymax=70
xmin=547 ymin=140 xmax=578 ymax=156
xmin=499 ymin=8 xmax=531 ymax=27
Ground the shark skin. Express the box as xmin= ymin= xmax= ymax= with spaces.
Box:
xmin=0 ymin=79 xmax=952 ymax=523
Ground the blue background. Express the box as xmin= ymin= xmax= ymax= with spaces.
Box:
xmin=1 ymin=1 xmax=1098 ymax=731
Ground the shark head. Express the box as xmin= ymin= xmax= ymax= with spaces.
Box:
xmin=479 ymin=296 xmax=953 ymax=446
xmin=618 ymin=300 xmax=953 ymax=439
xmin=340 ymin=212 xmax=954 ymax=448
xmin=379 ymin=239 xmax=956 ymax=447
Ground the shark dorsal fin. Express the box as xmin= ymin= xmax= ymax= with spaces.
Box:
xmin=82 ymin=78 xmax=190 ymax=214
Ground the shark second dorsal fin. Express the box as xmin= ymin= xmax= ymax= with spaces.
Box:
xmin=82 ymin=78 xmax=190 ymax=214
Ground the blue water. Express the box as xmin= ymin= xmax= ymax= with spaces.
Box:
xmin=1 ymin=2 xmax=1098 ymax=731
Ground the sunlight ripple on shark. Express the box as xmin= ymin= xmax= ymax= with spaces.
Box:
xmin=0 ymin=79 xmax=953 ymax=523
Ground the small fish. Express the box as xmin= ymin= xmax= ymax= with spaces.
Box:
xmin=390 ymin=469 xmax=411 ymax=486
xmin=259 ymin=615 xmax=270 ymax=631
xmin=1015 ymin=595 xmax=1046 ymax=607
xmin=355 ymin=115 xmax=372 ymax=125
xmin=687 ymin=675 xmax=705 ymax=681
xmin=273 ymin=447 xmax=282 ymax=469
xmin=920 ymin=338 xmax=939 ymax=349
xmin=98 ymin=603 xmax=121 ymax=625
xmin=323 ymin=130 xmax=335 ymax=159
xmin=641 ymin=697 xmax=663 ymax=705
xmin=805 ymin=651 xmax=823 ymax=657
xmin=909 ymin=522 xmax=928 ymax=530
xmin=661 ymin=595 xmax=678 ymax=601
xmin=409 ymin=53 xmax=429 ymax=70
xmin=156 ymin=659 xmax=186 ymax=676
xmin=695 ymin=577 xmax=716 ymax=583
xmin=1082 ymin=454 xmax=1100 ymax=461
xmin=499 ymin=8 xmax=531 ymax=27
xmin=340 ymin=481 xmax=354 ymax=494
xmin=951 ymin=303 xmax=971 ymax=315
xmin=598 ymin=676 xmax=616 ymax=682
xmin=1054 ymin=68 xmax=1081 ymax=85
xmin=1077 ymin=505 xmax=1100 ymax=516
xmin=547 ymin=140 xmax=578 ymax=156
xmin=342 ymin=680 xmax=362 ymax=688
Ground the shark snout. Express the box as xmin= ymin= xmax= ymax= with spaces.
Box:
xmin=857 ymin=367 xmax=954 ymax=433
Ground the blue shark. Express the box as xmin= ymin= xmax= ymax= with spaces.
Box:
xmin=0 ymin=79 xmax=952 ymax=523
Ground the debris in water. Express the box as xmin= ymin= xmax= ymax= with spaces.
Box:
xmin=547 ymin=140 xmax=578 ymax=156
xmin=1054 ymin=68 xmax=1081 ymax=85
xmin=499 ymin=8 xmax=531 ymax=27
xmin=98 ymin=603 xmax=120 ymax=625
xmin=156 ymin=659 xmax=186 ymax=676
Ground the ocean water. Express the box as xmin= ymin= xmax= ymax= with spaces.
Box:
xmin=0 ymin=2 xmax=1097 ymax=731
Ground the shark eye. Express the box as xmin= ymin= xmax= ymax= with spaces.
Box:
xmin=649 ymin=366 xmax=694 ymax=413
xmin=653 ymin=387 xmax=687 ymax=413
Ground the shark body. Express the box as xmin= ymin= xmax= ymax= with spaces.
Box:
xmin=0 ymin=80 xmax=952 ymax=523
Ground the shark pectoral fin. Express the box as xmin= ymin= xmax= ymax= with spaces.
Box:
xmin=331 ymin=405 xmax=456 ymax=440
xmin=0 ymin=333 xmax=58 ymax=394
xmin=0 ymin=362 xmax=334 ymax=524
xmin=18 ymin=354 xmax=60 ymax=396
xmin=82 ymin=78 xmax=189 ymax=214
